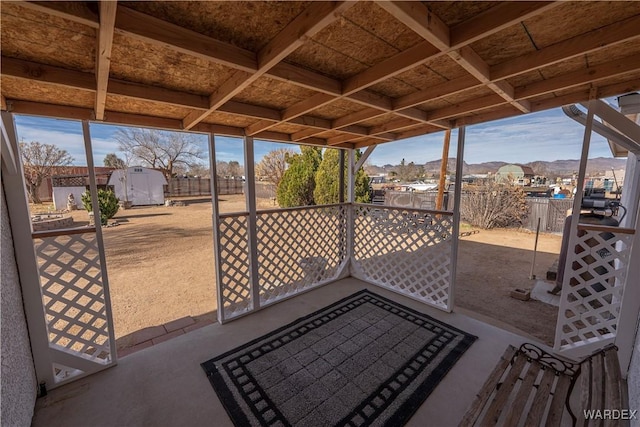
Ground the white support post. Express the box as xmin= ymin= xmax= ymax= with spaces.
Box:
xmin=208 ymin=134 xmax=227 ymax=323
xmin=617 ymin=202 xmax=640 ymax=377
xmin=355 ymin=145 xmax=376 ymax=171
xmin=347 ymin=149 xmax=356 ymax=275
xmin=347 ymin=149 xmax=356 ymax=204
xmin=1 ymin=111 xmax=54 ymax=387
xmin=615 ymin=143 xmax=640 ymax=375
xmin=244 ymin=136 xmax=260 ymax=311
xmin=449 ymin=127 xmax=465 ymax=312
xmin=554 ymin=99 xmax=596 ymax=353
xmin=81 ymin=121 xmax=117 ymax=363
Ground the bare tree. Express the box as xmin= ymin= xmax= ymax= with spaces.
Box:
xmin=256 ymin=148 xmax=294 ymax=187
xmin=115 ymin=128 xmax=203 ymax=180
xmin=19 ymin=141 xmax=73 ymax=204
xmin=460 ymin=181 xmax=529 ymax=229
xmin=103 ymin=153 xmax=126 ymax=169
xmin=188 ymin=163 xmax=210 ymax=178
xmin=216 ymin=161 xmax=230 ymax=178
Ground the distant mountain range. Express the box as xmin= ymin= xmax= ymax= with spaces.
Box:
xmin=367 ymin=157 xmax=626 ymax=177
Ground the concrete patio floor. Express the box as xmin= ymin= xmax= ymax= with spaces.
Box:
xmin=32 ymin=278 xmax=536 ymax=427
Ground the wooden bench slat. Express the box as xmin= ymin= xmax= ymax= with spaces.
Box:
xmin=524 ymin=368 xmax=556 ymax=427
xmin=461 ymin=344 xmax=622 ymax=427
xmin=459 ymin=345 xmax=518 ymax=426
xmin=579 ymin=359 xmax=593 ymax=427
xmin=545 ymin=374 xmax=572 ymax=427
xmin=480 ymin=352 xmax=529 ymax=427
xmin=591 ymin=354 xmax=604 ymax=416
xmin=503 ymin=361 xmax=542 ymax=426
xmin=603 ymin=349 xmax=622 ymax=427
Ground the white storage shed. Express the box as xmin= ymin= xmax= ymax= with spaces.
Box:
xmin=108 ymin=167 xmax=167 ymax=206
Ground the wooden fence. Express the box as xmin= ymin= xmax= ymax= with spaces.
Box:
xmin=524 ymin=197 xmax=573 ymax=233
xmin=384 ymin=190 xmax=450 ymax=211
xmin=167 ymin=177 xmax=243 ymax=196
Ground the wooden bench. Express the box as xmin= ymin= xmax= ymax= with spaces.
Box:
xmin=460 ymin=343 xmax=624 ymax=427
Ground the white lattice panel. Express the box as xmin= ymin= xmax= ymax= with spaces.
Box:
xmin=218 ymin=215 xmax=252 ymax=319
xmin=256 ymin=205 xmax=347 ymax=305
xmin=352 ymin=205 xmax=453 ymax=309
xmin=33 ymin=233 xmax=112 ymax=369
xmin=555 ymin=228 xmax=634 ymax=350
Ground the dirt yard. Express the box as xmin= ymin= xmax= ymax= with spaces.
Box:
xmin=54 ymin=196 xmax=560 ymax=350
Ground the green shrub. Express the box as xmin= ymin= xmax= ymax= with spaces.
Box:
xmin=82 ymin=189 xmax=120 ymax=225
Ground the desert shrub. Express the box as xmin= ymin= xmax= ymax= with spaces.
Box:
xmin=82 ymin=189 xmax=120 ymax=225
xmin=460 ymin=182 xmax=528 ymax=229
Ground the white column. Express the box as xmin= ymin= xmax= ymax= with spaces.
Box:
xmin=243 ymin=136 xmax=260 ymax=311
xmin=347 ymin=149 xmax=356 ymax=275
xmin=554 ymin=99 xmax=596 ymax=354
xmin=615 ymin=148 xmax=640 ymax=375
xmin=207 ymin=134 xmax=226 ymax=323
xmin=1 ymin=111 xmax=54 ymax=387
xmin=449 ymin=127 xmax=465 ymax=312
xmin=81 ymin=121 xmax=117 ymax=362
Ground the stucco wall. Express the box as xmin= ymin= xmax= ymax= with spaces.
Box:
xmin=1 ymin=183 xmax=37 ymax=426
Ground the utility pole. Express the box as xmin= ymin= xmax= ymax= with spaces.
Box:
xmin=436 ymin=129 xmax=451 ymax=210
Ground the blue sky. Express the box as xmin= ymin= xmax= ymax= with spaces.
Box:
xmin=12 ymin=105 xmax=616 ymax=168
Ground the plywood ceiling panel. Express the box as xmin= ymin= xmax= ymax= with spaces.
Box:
xmin=120 ymin=1 xmax=311 ymax=52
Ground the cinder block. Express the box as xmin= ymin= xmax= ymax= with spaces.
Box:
xmin=510 ymin=288 xmax=531 ymax=301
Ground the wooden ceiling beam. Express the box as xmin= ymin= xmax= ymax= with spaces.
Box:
xmin=343 ymin=2 xmax=556 ymax=96
xmin=115 ymin=7 xmax=256 ymax=72
xmin=393 ymin=75 xmax=481 ymax=111
xmin=182 ymin=1 xmax=353 ymax=130
xmin=342 ymin=42 xmax=440 ymax=95
xmin=377 ymin=2 xmax=450 ymax=51
xmin=450 ymin=2 xmax=558 ymax=46
xmin=381 ymin=1 xmax=530 ymax=113
xmin=15 ymin=0 xmax=523 ymax=134
xmin=95 ymin=1 xmax=117 ymax=121
xmin=257 ymin=1 xmax=353 ymax=70
xmin=7 ymin=100 xmax=186 ymax=129
xmin=1 ymin=57 xmax=96 ymax=91
xmin=291 ymin=128 xmax=324 ymax=142
xmin=448 ymin=46 xmax=530 ymax=113
xmin=426 ymin=94 xmax=505 ymax=121
xmin=515 ymin=53 xmax=640 ymax=100
xmin=16 ymin=1 xmax=100 ymax=28
xmin=268 ymin=62 xmax=342 ymax=96
xmin=492 ymin=14 xmax=640 ymax=80
xmin=291 ymin=1 xmax=557 ymax=133
xmin=327 ymin=134 xmax=359 ymax=146
xmin=393 ymin=124 xmax=444 ymax=141
xmin=332 ymin=109 xmax=387 ymax=130
xmin=453 ymin=105 xmax=522 ymax=128
xmin=0 ymin=57 xmax=377 ymax=142
xmin=369 ymin=118 xmax=420 ymax=136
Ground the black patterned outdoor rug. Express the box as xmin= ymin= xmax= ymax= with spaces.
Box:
xmin=201 ymin=289 xmax=477 ymax=427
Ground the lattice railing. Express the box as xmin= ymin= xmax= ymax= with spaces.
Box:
xmin=218 ymin=214 xmax=252 ymax=319
xmin=351 ymin=204 xmax=453 ymax=309
xmin=555 ymin=224 xmax=635 ymax=351
xmin=256 ymin=205 xmax=347 ymax=305
xmin=32 ymin=230 xmax=113 ymax=377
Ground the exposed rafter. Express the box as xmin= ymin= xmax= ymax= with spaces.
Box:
xmin=378 ymin=1 xmax=530 ymax=113
xmin=181 ymin=1 xmax=354 ymax=130
xmin=6 ymin=51 xmax=640 ymax=144
xmin=95 ymin=1 xmax=117 ymax=120
xmin=4 ymin=1 xmax=640 ymax=149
